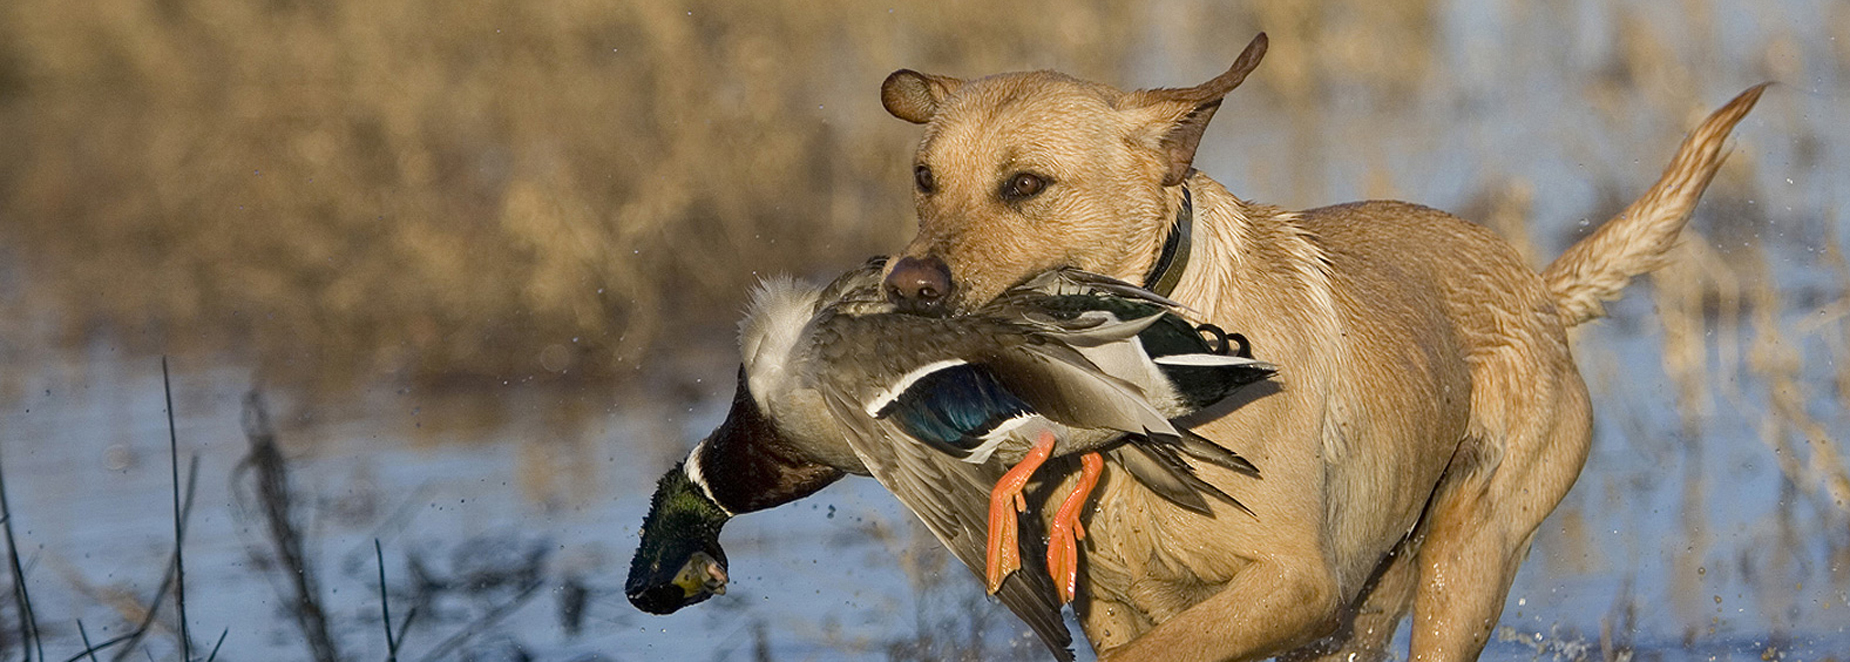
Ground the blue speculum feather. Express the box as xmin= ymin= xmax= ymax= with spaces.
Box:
xmin=874 ymin=363 xmax=1033 ymax=458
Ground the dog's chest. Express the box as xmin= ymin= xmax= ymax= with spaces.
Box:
xmin=1077 ymin=473 xmax=1249 ymax=624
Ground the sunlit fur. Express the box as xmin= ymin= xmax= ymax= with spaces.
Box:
xmin=879 ymin=34 xmax=1765 ymax=662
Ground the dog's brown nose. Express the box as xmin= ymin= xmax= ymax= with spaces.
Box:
xmin=885 ymin=255 xmax=954 ymax=314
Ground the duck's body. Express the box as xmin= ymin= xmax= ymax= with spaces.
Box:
xmin=628 ymin=260 xmax=1275 ymax=660
xmin=748 ymin=262 xmax=1270 ymax=505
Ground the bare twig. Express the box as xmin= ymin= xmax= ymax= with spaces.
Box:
xmin=377 ymin=539 xmax=399 ymax=662
xmin=414 ymin=580 xmax=544 ymax=662
xmin=66 ymin=627 xmax=136 ymax=661
xmin=110 ymin=454 xmax=199 ymax=662
xmin=393 ymin=605 xmax=419 ymax=657
xmin=203 ymin=629 xmax=226 ymax=662
xmin=0 ymin=440 xmax=43 ymax=662
xmin=232 ymin=391 xmax=341 ymax=662
xmin=161 ymin=358 xmax=193 ymax=661
xmin=75 ymin=621 xmax=98 ymax=662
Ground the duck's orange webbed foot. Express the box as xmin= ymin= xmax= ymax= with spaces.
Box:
xmin=1046 ymin=450 xmax=1103 ymax=604
xmin=985 ymin=430 xmax=1056 ymax=594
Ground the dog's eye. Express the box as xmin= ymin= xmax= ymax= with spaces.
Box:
xmin=914 ymin=165 xmax=935 ymax=194
xmin=1001 ymin=172 xmax=1048 ymax=202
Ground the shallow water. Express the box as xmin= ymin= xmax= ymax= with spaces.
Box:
xmin=0 ymin=316 xmax=1845 ymax=661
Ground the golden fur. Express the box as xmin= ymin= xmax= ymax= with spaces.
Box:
xmin=877 ymin=33 xmax=1765 ymax=662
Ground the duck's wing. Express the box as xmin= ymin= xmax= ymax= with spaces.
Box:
xmin=983 ymin=340 xmax=1180 ymax=443
xmin=1015 ymin=268 xmax=1190 ymax=311
xmin=1007 ymin=290 xmax=1280 ymax=417
xmin=851 ymin=338 xmax=1259 ymax=514
xmin=820 ymin=392 xmax=1076 ymax=661
xmin=989 ymin=301 xmax=1270 ymax=516
xmin=817 ymin=256 xmax=890 ymax=305
xmin=866 ymin=360 xmax=1037 ymax=463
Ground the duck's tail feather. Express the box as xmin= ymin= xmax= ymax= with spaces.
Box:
xmin=1109 ymin=443 xmax=1212 ymax=515
xmin=1174 ymin=428 xmax=1261 ymax=478
xmin=1152 ymin=353 xmax=1272 ymax=368
xmin=1111 ymin=438 xmax=1255 ymax=517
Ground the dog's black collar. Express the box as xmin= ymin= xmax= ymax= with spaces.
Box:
xmin=1142 ymin=185 xmax=1193 ymax=297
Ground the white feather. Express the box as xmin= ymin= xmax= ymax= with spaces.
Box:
xmin=1152 ymin=353 xmax=1267 ymax=367
xmin=863 ymin=359 xmax=968 ymax=418
xmin=739 ymin=275 xmax=823 ymax=411
xmin=961 ymin=415 xmax=1040 ymax=464
xmin=682 ymin=439 xmax=734 ymax=516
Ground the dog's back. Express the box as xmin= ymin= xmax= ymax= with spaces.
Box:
xmin=874 ymin=33 xmax=1765 ymax=661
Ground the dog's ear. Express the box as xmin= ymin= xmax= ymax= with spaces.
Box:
xmin=1123 ymin=33 xmax=1267 ymax=186
xmin=882 ymin=70 xmax=964 ymax=124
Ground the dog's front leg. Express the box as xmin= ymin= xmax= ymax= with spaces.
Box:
xmin=1096 ymin=555 xmax=1343 ymax=662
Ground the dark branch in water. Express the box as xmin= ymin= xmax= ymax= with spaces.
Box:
xmin=376 ymin=539 xmax=401 ymax=662
xmin=233 ymin=390 xmax=341 ymax=662
xmin=110 ymin=434 xmax=200 ymax=661
xmin=415 ymin=579 xmax=544 ymax=662
xmin=74 ymin=621 xmax=98 ymax=662
xmin=0 ymin=441 xmax=43 ymax=662
xmin=163 ymin=358 xmax=193 ymax=662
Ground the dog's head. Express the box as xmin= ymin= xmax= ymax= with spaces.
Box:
xmin=879 ymin=33 xmax=1267 ymax=315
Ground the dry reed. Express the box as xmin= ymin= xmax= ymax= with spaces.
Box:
xmin=0 ymin=0 xmax=1157 ymax=390
xmin=0 ymin=0 xmax=1461 ymax=392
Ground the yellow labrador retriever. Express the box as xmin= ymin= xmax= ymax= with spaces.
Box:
xmin=877 ymin=33 xmax=1764 ymax=662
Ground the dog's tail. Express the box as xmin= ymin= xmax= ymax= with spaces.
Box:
xmin=1541 ymin=83 xmax=1769 ymax=327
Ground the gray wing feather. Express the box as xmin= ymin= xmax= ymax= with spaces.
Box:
xmin=819 ymin=391 xmax=1075 ymax=661
xmin=1025 ymin=309 xmax=1167 ymax=348
xmin=987 ymin=342 xmax=1179 ymax=442
xmin=1031 ymin=268 xmax=1192 ymax=311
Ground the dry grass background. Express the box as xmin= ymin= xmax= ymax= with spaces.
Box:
xmin=0 ymin=0 xmax=1473 ymax=391
xmin=0 ymin=0 xmax=1154 ymax=391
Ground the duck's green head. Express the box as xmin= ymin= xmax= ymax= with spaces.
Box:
xmin=626 ymin=463 xmax=732 ymax=614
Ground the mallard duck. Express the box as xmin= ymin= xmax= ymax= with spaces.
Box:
xmin=803 ymin=264 xmax=1274 ymax=594
xmin=627 ymin=259 xmax=1275 ymax=659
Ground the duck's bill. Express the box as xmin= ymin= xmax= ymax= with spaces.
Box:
xmin=627 ymin=550 xmax=730 ymax=614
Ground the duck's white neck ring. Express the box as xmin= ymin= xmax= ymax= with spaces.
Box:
xmin=1143 ymin=184 xmax=1193 ymax=297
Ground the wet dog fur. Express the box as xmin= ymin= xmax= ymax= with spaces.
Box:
xmin=876 ymin=33 xmax=1765 ymax=662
